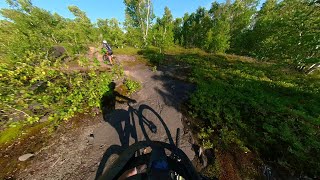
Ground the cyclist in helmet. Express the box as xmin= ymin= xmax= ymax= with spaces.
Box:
xmin=102 ymin=40 xmax=113 ymax=65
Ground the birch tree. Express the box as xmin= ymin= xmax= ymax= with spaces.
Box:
xmin=124 ymin=0 xmax=154 ymax=47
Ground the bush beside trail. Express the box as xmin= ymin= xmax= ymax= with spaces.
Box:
xmin=0 ymin=1 xmax=115 ymax=144
xmin=187 ymin=54 xmax=320 ymax=176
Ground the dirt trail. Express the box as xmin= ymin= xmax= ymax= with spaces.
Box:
xmin=16 ymin=54 xmax=196 ymax=180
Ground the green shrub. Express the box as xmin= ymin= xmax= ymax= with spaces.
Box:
xmin=179 ymin=53 xmax=320 ymax=175
xmin=100 ymin=48 xmax=107 ymax=55
xmin=138 ymin=47 xmax=165 ymax=65
xmin=152 ymin=66 xmax=157 ymax=72
xmin=0 ymin=1 xmax=116 ymax=146
xmin=124 ymin=79 xmax=141 ymax=94
xmin=112 ymin=64 xmax=124 ymax=78
xmin=0 ymin=52 xmax=113 ymax=128
xmin=202 ymin=162 xmax=220 ymax=179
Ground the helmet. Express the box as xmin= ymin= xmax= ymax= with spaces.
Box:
xmin=102 ymin=40 xmax=107 ymax=44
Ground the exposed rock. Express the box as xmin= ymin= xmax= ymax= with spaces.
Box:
xmin=200 ymin=152 xmax=208 ymax=168
xmin=40 ymin=115 xmax=49 ymax=122
xmin=87 ymin=133 xmax=95 ymax=145
xmin=199 ymin=146 xmax=203 ymax=157
xmin=18 ymin=153 xmax=34 ymax=162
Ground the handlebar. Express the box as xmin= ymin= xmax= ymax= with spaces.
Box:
xmin=98 ymin=141 xmax=201 ymax=180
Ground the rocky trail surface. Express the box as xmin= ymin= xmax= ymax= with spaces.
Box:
xmin=14 ymin=52 xmax=198 ymax=180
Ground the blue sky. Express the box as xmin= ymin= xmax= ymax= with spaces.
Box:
xmin=0 ymin=0 xmax=221 ymax=23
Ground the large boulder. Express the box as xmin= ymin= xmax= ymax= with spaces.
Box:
xmin=49 ymin=45 xmax=66 ymax=59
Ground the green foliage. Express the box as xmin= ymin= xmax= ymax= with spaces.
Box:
xmin=100 ymin=48 xmax=107 ymax=55
xmin=0 ymin=1 xmax=98 ymax=58
xmin=111 ymin=64 xmax=124 ymax=79
xmin=124 ymin=0 xmax=154 ymax=47
xmin=0 ymin=52 xmax=113 ymax=126
xmin=173 ymin=18 xmax=183 ymax=45
xmin=0 ymin=124 xmax=23 ymax=144
xmin=68 ymin=5 xmax=91 ymax=24
xmin=185 ymin=54 xmax=320 ymax=175
xmin=152 ymin=66 xmax=157 ymax=72
xmin=176 ymin=3 xmax=236 ymax=53
xmin=228 ymin=0 xmax=258 ymax=52
xmin=202 ymin=161 xmax=220 ymax=179
xmin=238 ymin=0 xmax=319 ymax=64
xmin=205 ymin=2 xmax=232 ymax=53
xmin=150 ymin=7 xmax=174 ymax=53
xmin=97 ymin=18 xmax=125 ymax=48
xmin=198 ymin=127 xmax=215 ymax=149
xmin=0 ymin=1 xmax=113 ymax=139
xmin=204 ymin=20 xmax=230 ymax=53
xmin=138 ymin=47 xmax=165 ymax=65
xmin=124 ymin=79 xmax=141 ymax=94
xmin=172 ymin=0 xmax=318 ymax=67
xmin=123 ymin=22 xmax=144 ymax=48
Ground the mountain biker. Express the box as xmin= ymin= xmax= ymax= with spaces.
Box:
xmin=102 ymin=40 xmax=113 ymax=65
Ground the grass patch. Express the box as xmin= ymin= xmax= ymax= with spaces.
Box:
xmin=165 ymin=45 xmax=208 ymax=56
xmin=0 ymin=124 xmax=24 ymax=145
xmin=0 ymin=121 xmax=52 ymax=147
xmin=0 ymin=121 xmax=53 ymax=179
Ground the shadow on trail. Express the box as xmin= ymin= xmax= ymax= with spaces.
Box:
xmin=95 ymin=82 xmax=175 ymax=180
xmin=138 ymin=48 xmax=196 ymax=111
xmin=100 ymin=82 xmax=137 ymax=147
xmin=152 ymin=75 xmax=195 ymax=108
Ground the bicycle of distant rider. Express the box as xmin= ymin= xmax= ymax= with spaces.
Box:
xmin=102 ymin=51 xmax=113 ymax=64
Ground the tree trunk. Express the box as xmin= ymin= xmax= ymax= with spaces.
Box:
xmin=144 ymin=0 xmax=151 ymax=46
